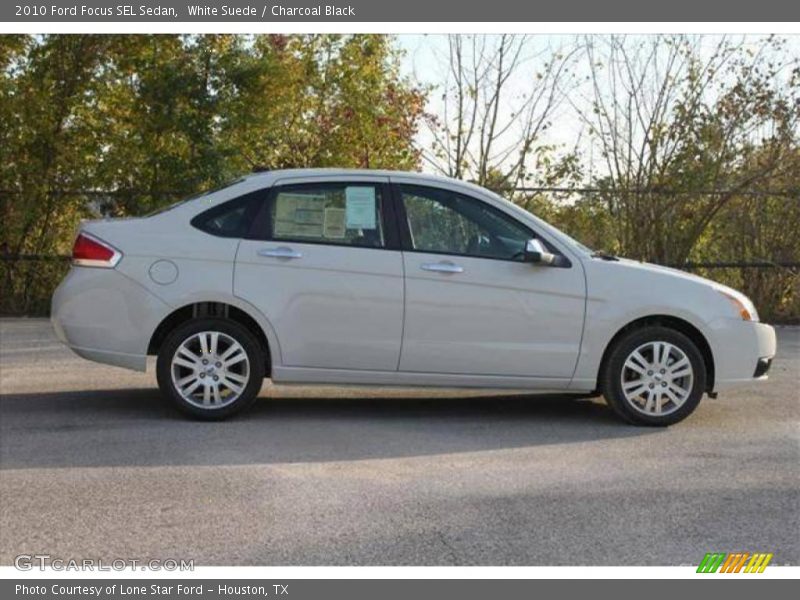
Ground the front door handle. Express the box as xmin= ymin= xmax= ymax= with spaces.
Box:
xmin=257 ymin=246 xmax=303 ymax=259
xmin=420 ymin=261 xmax=464 ymax=274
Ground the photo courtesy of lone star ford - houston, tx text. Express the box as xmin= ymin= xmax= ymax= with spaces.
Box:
xmin=0 ymin=1 xmax=799 ymax=597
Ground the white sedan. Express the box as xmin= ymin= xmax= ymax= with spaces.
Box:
xmin=51 ymin=169 xmax=776 ymax=425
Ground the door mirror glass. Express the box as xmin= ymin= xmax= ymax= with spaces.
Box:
xmin=524 ymin=239 xmax=558 ymax=266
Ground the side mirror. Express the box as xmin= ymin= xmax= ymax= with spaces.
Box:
xmin=524 ymin=239 xmax=558 ymax=266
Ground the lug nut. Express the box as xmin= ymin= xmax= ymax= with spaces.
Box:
xmin=215 ymin=362 xmax=221 ymax=368
xmin=660 ymin=368 xmax=666 ymax=374
xmin=661 ymin=382 xmax=667 ymax=387
xmin=648 ymin=383 xmax=655 ymax=389
xmin=213 ymin=375 xmax=219 ymax=382
xmin=647 ymin=370 xmax=653 ymax=376
xmin=202 ymin=359 xmax=208 ymax=365
xmin=199 ymin=373 xmax=205 ymax=378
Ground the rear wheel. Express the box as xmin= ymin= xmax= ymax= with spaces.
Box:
xmin=156 ymin=318 xmax=265 ymax=419
xmin=601 ymin=326 xmax=706 ymax=426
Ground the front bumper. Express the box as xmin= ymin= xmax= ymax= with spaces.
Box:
xmin=707 ymin=318 xmax=777 ymax=390
xmin=753 ymin=356 xmax=773 ymax=378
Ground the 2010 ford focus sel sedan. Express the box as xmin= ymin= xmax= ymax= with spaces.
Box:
xmin=51 ymin=169 xmax=777 ymax=425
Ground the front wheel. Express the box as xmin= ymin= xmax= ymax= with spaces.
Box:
xmin=601 ymin=326 xmax=707 ymax=426
xmin=156 ymin=318 xmax=265 ymax=420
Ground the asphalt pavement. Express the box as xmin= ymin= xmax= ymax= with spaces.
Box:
xmin=1 ymin=318 xmax=798 ymax=566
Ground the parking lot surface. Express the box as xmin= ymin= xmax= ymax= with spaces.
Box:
xmin=1 ymin=319 xmax=798 ymax=565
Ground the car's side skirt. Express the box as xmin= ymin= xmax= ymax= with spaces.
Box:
xmin=272 ymin=366 xmax=573 ymax=390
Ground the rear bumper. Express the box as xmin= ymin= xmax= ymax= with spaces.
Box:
xmin=51 ymin=266 xmax=170 ymax=372
xmin=708 ymin=318 xmax=777 ymax=390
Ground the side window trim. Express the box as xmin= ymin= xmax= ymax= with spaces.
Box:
xmin=246 ymin=181 xmax=401 ymax=250
xmin=391 ymin=181 xmax=414 ymax=251
xmin=391 ymin=183 xmax=571 ymax=267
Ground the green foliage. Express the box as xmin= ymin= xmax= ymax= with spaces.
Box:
xmin=218 ymin=35 xmax=426 ymax=173
xmin=0 ymin=34 xmax=425 ymax=254
xmin=0 ymin=34 xmax=426 ymax=315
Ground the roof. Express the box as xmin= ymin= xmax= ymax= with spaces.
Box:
xmin=245 ymin=167 xmax=456 ymax=182
xmin=242 ymin=168 xmax=492 ymax=196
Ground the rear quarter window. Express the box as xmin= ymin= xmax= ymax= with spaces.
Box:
xmin=190 ymin=190 xmax=263 ymax=238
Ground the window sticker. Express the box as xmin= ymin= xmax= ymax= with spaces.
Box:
xmin=323 ymin=207 xmax=346 ymax=239
xmin=274 ymin=193 xmax=326 ymax=238
xmin=345 ymin=186 xmax=377 ymax=229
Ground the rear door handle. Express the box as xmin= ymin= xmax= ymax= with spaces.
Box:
xmin=257 ymin=246 xmax=303 ymax=259
xmin=420 ymin=261 xmax=464 ymax=274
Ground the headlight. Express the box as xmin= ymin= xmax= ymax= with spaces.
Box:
xmin=718 ymin=290 xmax=758 ymax=322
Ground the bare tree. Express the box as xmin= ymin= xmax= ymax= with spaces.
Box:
xmin=575 ymin=34 xmax=800 ymax=264
xmin=423 ymin=34 xmax=581 ymax=190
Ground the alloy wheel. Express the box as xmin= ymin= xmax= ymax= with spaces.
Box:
xmin=170 ymin=331 xmax=250 ymax=409
xmin=620 ymin=341 xmax=694 ymax=416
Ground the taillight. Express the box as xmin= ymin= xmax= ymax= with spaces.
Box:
xmin=72 ymin=232 xmax=122 ymax=268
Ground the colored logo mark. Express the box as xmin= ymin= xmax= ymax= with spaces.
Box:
xmin=697 ymin=552 xmax=773 ymax=573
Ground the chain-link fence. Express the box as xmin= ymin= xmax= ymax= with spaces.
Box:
xmin=2 ymin=184 xmax=798 ymax=321
xmin=1 ymin=254 xmax=71 ymax=317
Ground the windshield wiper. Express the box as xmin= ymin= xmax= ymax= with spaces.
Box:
xmin=591 ymin=250 xmax=620 ymax=261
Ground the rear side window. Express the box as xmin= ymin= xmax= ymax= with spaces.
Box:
xmin=267 ymin=183 xmax=385 ymax=248
xmin=191 ymin=191 xmax=262 ymax=238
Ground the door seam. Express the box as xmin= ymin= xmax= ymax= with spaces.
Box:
xmin=395 ymin=250 xmax=407 ymax=372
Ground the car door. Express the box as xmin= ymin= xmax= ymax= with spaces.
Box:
xmin=234 ymin=176 xmax=404 ymax=371
xmin=394 ymin=182 xmax=586 ymax=380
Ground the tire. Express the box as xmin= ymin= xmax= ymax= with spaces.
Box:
xmin=156 ymin=318 xmax=265 ymax=420
xmin=601 ymin=325 xmax=707 ymax=426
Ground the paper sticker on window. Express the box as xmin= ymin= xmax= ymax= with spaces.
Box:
xmin=323 ymin=207 xmax=346 ymax=239
xmin=274 ymin=193 xmax=326 ymax=238
xmin=345 ymin=187 xmax=377 ymax=229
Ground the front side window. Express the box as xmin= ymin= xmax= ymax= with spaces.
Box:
xmin=400 ymin=185 xmax=532 ymax=261
xmin=269 ymin=183 xmax=385 ymax=248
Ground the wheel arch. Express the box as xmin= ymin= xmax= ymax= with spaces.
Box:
xmin=147 ymin=300 xmax=277 ymax=376
xmin=596 ymin=314 xmax=715 ymax=393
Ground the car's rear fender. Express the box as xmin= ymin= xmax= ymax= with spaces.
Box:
xmin=51 ymin=266 xmax=170 ymax=371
